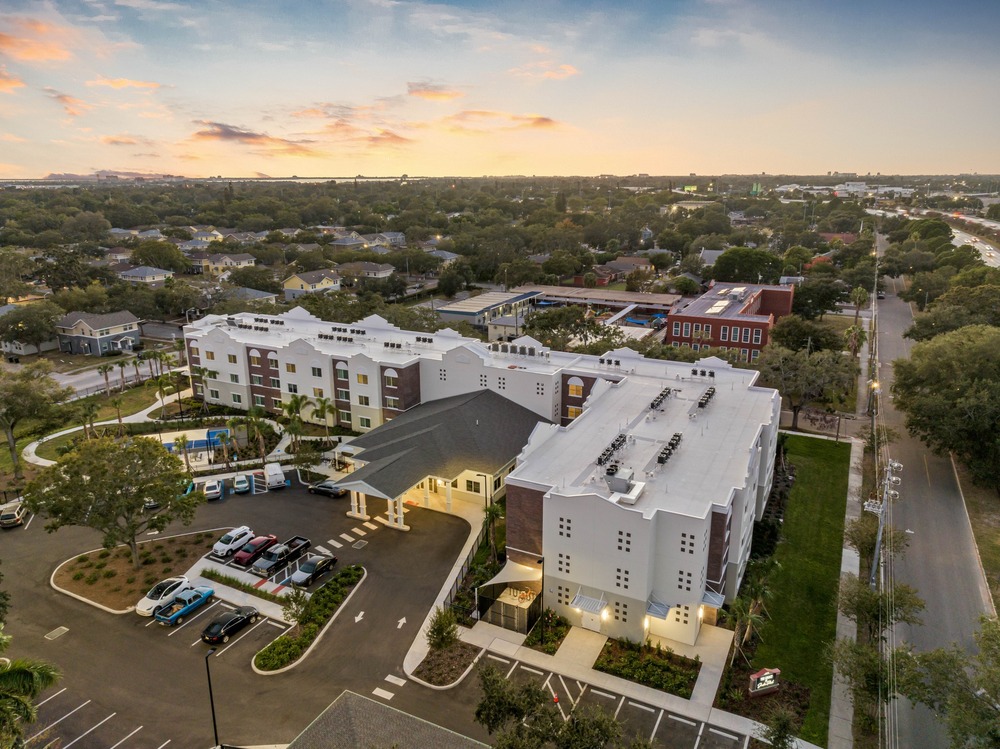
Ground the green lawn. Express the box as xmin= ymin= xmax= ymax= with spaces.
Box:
xmin=753 ymin=435 xmax=851 ymax=746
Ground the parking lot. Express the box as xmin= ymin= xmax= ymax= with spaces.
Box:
xmin=487 ymin=656 xmax=749 ymax=749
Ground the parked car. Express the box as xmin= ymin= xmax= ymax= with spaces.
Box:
xmin=232 ymin=474 xmax=251 ymax=494
xmin=136 ymin=576 xmax=193 ymax=617
xmin=232 ymin=534 xmax=277 ymax=566
xmin=212 ymin=525 xmax=255 ymax=557
xmin=290 ymin=554 xmax=337 ymax=587
xmin=154 ymin=586 xmax=214 ymax=626
xmin=308 ymin=479 xmax=348 ymax=498
xmin=251 ymin=536 xmax=311 ymax=577
xmin=201 ymin=606 xmax=259 ymax=644
xmin=202 ymin=480 xmax=223 ymax=500
xmin=0 ymin=501 xmax=27 ymax=528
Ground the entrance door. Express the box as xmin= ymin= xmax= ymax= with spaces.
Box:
xmin=582 ymin=612 xmax=601 ymax=632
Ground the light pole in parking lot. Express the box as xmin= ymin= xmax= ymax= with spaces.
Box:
xmin=205 ymin=648 xmax=220 ymax=748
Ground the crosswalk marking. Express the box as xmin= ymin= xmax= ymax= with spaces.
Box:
xmin=385 ymin=674 xmax=406 ymax=687
xmin=339 ymin=533 xmax=355 ymax=542
xmin=327 ymin=538 xmax=343 ymax=548
xmin=363 ymin=521 xmax=378 ymax=530
xmin=351 ymin=527 xmax=367 ymax=536
xmin=314 ymin=545 xmax=330 ymax=554
xmin=372 ymin=687 xmax=394 ymax=700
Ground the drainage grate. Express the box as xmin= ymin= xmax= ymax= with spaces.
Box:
xmin=353 ymin=540 xmax=368 ymax=549
xmin=45 ymin=626 xmax=69 ymax=641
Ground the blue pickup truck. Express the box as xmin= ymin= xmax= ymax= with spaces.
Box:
xmin=154 ymin=586 xmax=214 ymax=626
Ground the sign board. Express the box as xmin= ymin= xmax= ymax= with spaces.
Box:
xmin=748 ymin=667 xmax=781 ymax=697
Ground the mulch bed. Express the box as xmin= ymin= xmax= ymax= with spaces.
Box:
xmin=413 ymin=641 xmax=481 ymax=686
xmin=714 ymin=639 xmax=811 ymax=731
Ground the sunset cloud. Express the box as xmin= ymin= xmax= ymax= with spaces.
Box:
xmin=43 ymin=87 xmax=92 ymax=117
xmin=508 ymin=61 xmax=580 ymax=80
xmin=101 ymin=134 xmax=152 ymax=146
xmin=0 ymin=65 xmax=25 ymax=93
xmin=190 ymin=120 xmax=319 ymax=156
xmin=0 ymin=18 xmax=76 ymax=62
xmin=1 ymin=132 xmax=26 ymax=142
xmin=439 ymin=110 xmax=561 ymax=134
xmin=407 ymin=81 xmax=464 ymax=102
xmin=363 ymin=129 xmax=411 ymax=147
xmin=86 ymin=75 xmax=161 ymax=89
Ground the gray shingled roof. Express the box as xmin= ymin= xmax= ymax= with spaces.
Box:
xmin=288 ymin=691 xmax=487 ymax=749
xmin=56 ymin=310 xmax=140 ymax=329
xmin=290 ymin=269 xmax=340 ymax=284
xmin=343 ymin=390 xmax=546 ymax=499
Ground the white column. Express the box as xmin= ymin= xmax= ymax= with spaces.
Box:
xmin=445 ymin=482 xmax=452 ymax=512
xmin=386 ymin=496 xmax=396 ymax=525
xmin=423 ymin=481 xmax=430 ymax=508
xmin=347 ymin=490 xmax=370 ymax=521
xmin=395 ymin=496 xmax=410 ymax=531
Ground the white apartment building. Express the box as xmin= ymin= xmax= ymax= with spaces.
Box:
xmin=183 ymin=307 xmax=779 ymax=646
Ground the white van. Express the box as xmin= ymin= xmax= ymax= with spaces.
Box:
xmin=264 ymin=464 xmax=286 ymax=489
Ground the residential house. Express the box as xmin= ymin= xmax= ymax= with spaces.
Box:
xmin=330 ymin=236 xmax=368 ymax=251
xmin=427 ymin=249 xmax=459 ymax=268
xmin=221 ymin=287 xmax=278 ymax=304
xmin=0 ymin=304 xmax=58 ymax=358
xmin=193 ymin=253 xmax=257 ymax=276
xmin=56 ymin=310 xmax=141 ymax=355
xmin=606 ymin=256 xmax=653 ymax=274
xmin=117 ymin=265 xmax=174 ymax=284
xmin=283 ymin=269 xmax=342 ymax=300
xmin=336 ymin=262 xmax=395 ymax=283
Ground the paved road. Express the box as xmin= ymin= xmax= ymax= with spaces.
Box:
xmin=875 ymin=250 xmax=993 ymax=747
xmin=2 ymin=485 xmax=473 ymax=748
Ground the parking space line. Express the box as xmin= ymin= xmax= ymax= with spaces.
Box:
xmin=628 ymin=701 xmax=655 ymax=713
xmin=695 ymin=721 xmax=705 ymax=749
xmin=708 ymin=727 xmax=739 ymax=740
xmin=216 ymin=618 xmax=271 ymax=656
xmin=339 ymin=533 xmax=355 ymax=542
xmin=590 ymin=688 xmax=616 ymax=700
xmin=36 ymin=687 xmax=67 ymax=707
xmin=327 ymin=538 xmax=343 ymax=548
xmin=27 ymin=700 xmax=91 ymax=742
xmin=155 ymin=740 xmax=171 ymax=748
xmin=486 ymin=654 xmax=510 ymax=665
xmin=166 ymin=600 xmax=221 ymax=636
xmin=63 ymin=712 xmax=116 ymax=747
xmin=363 ymin=521 xmax=378 ymax=530
xmin=520 ymin=665 xmax=544 ymax=676
xmin=505 ymin=661 xmax=519 ymax=679
xmin=351 ymin=527 xmax=367 ymax=536
xmin=650 ymin=709 xmax=664 ymax=741
xmin=109 ymin=726 xmax=143 ymax=748
xmin=24 ymin=513 xmax=35 ymax=530
xmin=612 ymin=695 xmax=625 ymax=719
xmin=314 ymin=545 xmax=330 ymax=554
xmin=557 ymin=675 xmax=576 ymax=707
xmin=669 ymin=714 xmax=698 ymax=727
xmin=372 ymin=687 xmax=394 ymax=700
xmin=385 ymin=674 xmax=406 ymax=687
xmin=266 ymin=620 xmax=286 ymax=629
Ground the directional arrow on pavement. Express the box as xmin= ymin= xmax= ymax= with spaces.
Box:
xmin=355 ymin=611 xmax=365 ymax=623
xmin=397 ymin=617 xmax=406 ymax=629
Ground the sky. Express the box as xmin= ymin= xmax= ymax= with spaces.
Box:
xmin=1 ymin=0 xmax=999 ymax=179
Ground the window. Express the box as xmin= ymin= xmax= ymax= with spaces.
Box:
xmin=693 ymin=323 xmax=701 ymax=333
xmin=229 ymin=374 xmax=239 ymax=384
xmin=385 ymin=374 xmax=398 ymax=388
xmin=336 ymin=388 xmax=350 ymax=400
xmin=614 ymin=601 xmax=628 ymax=623
xmin=267 ymin=355 xmax=279 ymax=369
xmin=269 ymin=377 xmax=280 ymax=389
xmin=497 ymin=376 xmax=506 ymax=390
xmin=742 ymin=328 xmax=751 ymax=343
xmin=385 ymin=396 xmax=399 ymax=409
xmin=336 ymin=366 xmax=349 ymax=380
xmin=438 ymin=369 xmax=447 ymax=382
xmin=354 ymin=394 xmax=371 ymax=406
xmin=341 ymin=411 xmax=351 ymax=423
xmin=227 ymin=354 xmax=237 ymax=364
xmin=751 ymin=349 xmax=760 ymax=362
xmin=680 ymin=533 xmax=695 ymax=555
xmin=691 ymin=344 xmax=700 ymax=352
xmin=479 ymin=375 xmax=488 ymax=388
xmin=567 ymin=406 xmax=583 ymax=419
xmin=730 ymin=326 xmax=739 ymax=342
xmin=190 ymin=346 xmax=200 ymax=356
xmin=568 ymin=384 xmax=583 ymax=397
xmin=615 ymin=568 xmax=630 ymax=590
xmin=232 ymin=393 xmax=242 ymax=404
xmin=720 ymin=326 xmax=729 ymax=342
xmin=205 ymin=351 xmax=215 ymax=361
xmin=557 ymin=585 xmax=571 ymax=605
xmin=251 ymin=375 xmax=263 ymax=386
xmin=312 ymin=387 xmax=324 ymax=398
xmin=287 ymin=383 xmax=298 ymax=394
xmin=557 ymin=553 xmax=570 ymax=574
xmin=272 ymin=398 xmax=282 ymax=409
xmin=311 ymin=366 xmax=322 ymax=377
xmin=741 ymin=348 xmax=750 ymax=361
xmin=253 ymin=395 xmax=265 ymax=406
xmin=357 ymin=374 xmax=368 ymax=385
xmin=682 ymin=322 xmax=691 ymax=337
xmin=559 ymin=517 xmax=572 ymax=538
xmin=466 ymin=480 xmax=481 ymax=493
xmin=208 ymin=389 xmax=219 ymax=400
xmin=536 ymin=382 xmax=545 ymax=396
xmin=704 ymin=324 xmax=711 ymax=337
xmin=678 ymin=570 xmax=692 ymax=592
xmin=753 ymin=328 xmax=762 ymax=345
xmin=672 ymin=321 xmax=681 ymax=336
xmin=249 ymin=355 xmax=261 ymax=367
xmin=358 ymin=416 xmax=371 ymax=429
xmin=617 ymin=530 xmax=632 ymax=553
xmin=286 ymin=363 xmax=296 ymax=373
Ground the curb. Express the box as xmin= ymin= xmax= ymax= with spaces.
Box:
xmin=407 ymin=646 xmax=486 ymax=691
xmin=251 ymin=566 xmax=367 ymax=676
xmin=949 ymin=454 xmax=997 ymax=618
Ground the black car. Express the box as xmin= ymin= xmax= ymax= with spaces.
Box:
xmin=201 ymin=606 xmax=259 ymax=644
xmin=308 ymin=480 xmax=348 ymax=498
xmin=290 ymin=555 xmax=338 ymax=587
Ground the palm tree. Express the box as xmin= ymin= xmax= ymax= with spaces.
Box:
xmin=217 ymin=431 xmax=233 ymax=471
xmin=131 ymin=354 xmax=143 ymax=384
xmin=173 ymin=338 xmax=187 ymax=366
xmin=282 ymin=394 xmax=312 ymax=451
xmin=116 ymin=359 xmax=129 ymax=392
xmin=725 ymin=596 xmax=765 ymax=666
xmin=483 ymin=501 xmax=504 ymax=564
xmin=109 ymin=396 xmax=125 ymax=437
xmin=97 ymin=363 xmax=114 ymax=396
xmin=311 ymin=396 xmax=336 ymax=444
xmin=850 ymin=286 xmax=869 ymax=327
xmin=80 ymin=402 xmax=99 ymax=440
xmin=170 ymin=370 xmax=188 ymax=421
xmin=140 ymin=351 xmax=155 ymax=381
xmin=174 ymin=432 xmax=191 ymax=471
xmin=246 ymin=407 xmax=268 ymax=466
xmin=844 ymin=324 xmax=868 ymax=359
xmin=147 ymin=375 xmax=173 ymax=419
xmin=226 ymin=417 xmax=244 ymax=458
xmin=286 ymin=417 xmax=304 ymax=454
xmin=0 ymin=624 xmax=61 ymax=749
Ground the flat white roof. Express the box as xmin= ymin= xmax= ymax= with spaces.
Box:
xmin=437 ymin=291 xmax=539 ymax=315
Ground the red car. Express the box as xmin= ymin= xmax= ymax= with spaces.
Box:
xmin=232 ymin=534 xmax=277 ymax=567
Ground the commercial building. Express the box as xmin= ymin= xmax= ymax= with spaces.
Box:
xmin=435 ymin=291 xmax=541 ymax=330
xmin=663 ymin=282 xmax=794 ymax=362
xmin=183 ymin=307 xmax=779 ymax=646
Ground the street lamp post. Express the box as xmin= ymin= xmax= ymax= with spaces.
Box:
xmin=205 ymin=648 xmax=219 ymax=748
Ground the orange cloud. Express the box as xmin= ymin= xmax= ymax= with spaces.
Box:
xmin=440 ymin=110 xmax=561 ymax=133
xmin=292 ymin=107 xmax=327 ymax=118
xmin=0 ymin=65 xmax=25 ymax=93
xmin=86 ymin=75 xmax=161 ymax=89
xmin=407 ymin=82 xmax=464 ymax=102
xmin=190 ymin=120 xmax=319 ymax=156
xmin=101 ymin=134 xmax=148 ymax=145
xmin=508 ymin=61 xmax=580 ymax=80
xmin=0 ymin=18 xmax=75 ymax=62
xmin=364 ymin=129 xmax=412 ymax=147
xmin=1 ymin=132 xmax=26 ymax=142
xmin=43 ymin=87 xmax=92 ymax=117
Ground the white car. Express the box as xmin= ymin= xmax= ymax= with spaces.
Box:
xmin=136 ymin=576 xmax=193 ymax=617
xmin=212 ymin=525 xmax=254 ymax=558
xmin=203 ymin=480 xmax=223 ymax=500
xmin=232 ymin=474 xmax=251 ymax=494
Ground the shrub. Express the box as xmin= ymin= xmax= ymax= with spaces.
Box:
xmin=103 ymin=570 xmax=116 ymax=579
xmin=427 ymin=606 xmax=458 ymax=651
xmin=73 ymin=571 xmax=85 ymax=581
xmin=85 ymin=573 xmax=100 ymax=585
xmin=76 ymin=554 xmax=89 ymax=563
xmin=94 ymin=562 xmax=107 ymax=570
xmin=98 ymin=550 xmax=111 ymax=559
xmin=126 ymin=576 xmax=136 ymax=584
